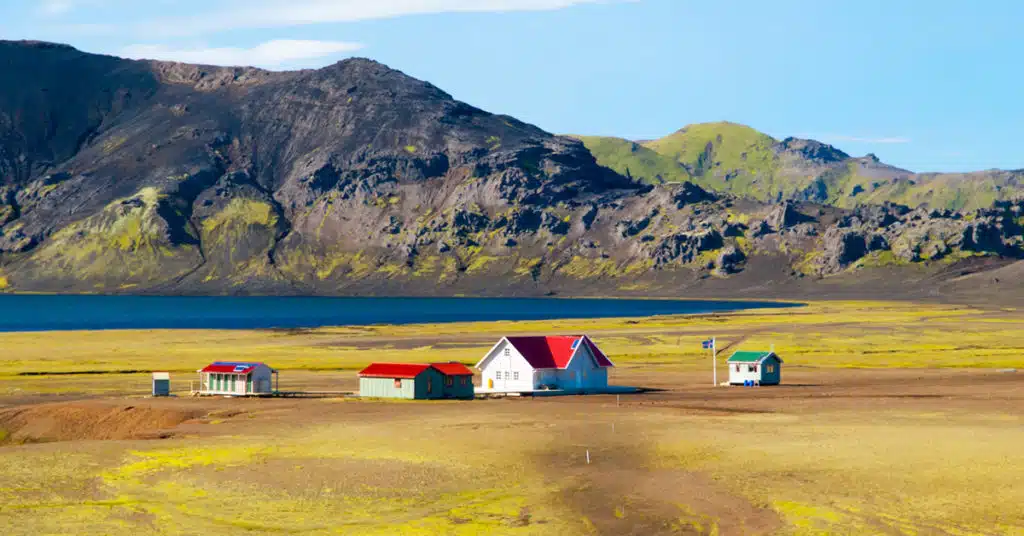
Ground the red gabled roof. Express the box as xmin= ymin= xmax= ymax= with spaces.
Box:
xmin=200 ymin=362 xmax=268 ymax=374
xmin=583 ymin=338 xmax=615 ymax=368
xmin=504 ymin=336 xmax=614 ymax=370
xmin=358 ymin=363 xmax=432 ymax=379
xmin=430 ymin=363 xmax=475 ymax=376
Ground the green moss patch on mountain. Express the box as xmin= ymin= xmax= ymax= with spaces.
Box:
xmin=14 ymin=187 xmax=202 ymax=289
xmin=581 ymin=122 xmax=1024 ymax=211
xmin=571 ymin=136 xmax=690 ymax=184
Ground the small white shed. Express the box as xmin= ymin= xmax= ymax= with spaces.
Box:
xmin=728 ymin=351 xmax=783 ymax=386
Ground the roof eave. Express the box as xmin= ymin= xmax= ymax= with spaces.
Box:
xmin=475 ymin=337 xmax=509 ymax=370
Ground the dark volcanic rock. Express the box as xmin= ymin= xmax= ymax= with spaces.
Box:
xmin=715 ymin=245 xmax=746 ymax=275
xmin=821 ymin=228 xmax=869 ymax=272
xmin=766 ymin=202 xmax=814 ymax=231
xmin=653 ymin=230 xmax=724 ymax=266
xmin=777 ymin=137 xmax=850 ymax=164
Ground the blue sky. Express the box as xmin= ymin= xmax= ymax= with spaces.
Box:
xmin=2 ymin=0 xmax=1021 ymax=173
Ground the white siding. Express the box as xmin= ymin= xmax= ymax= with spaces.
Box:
xmin=251 ymin=365 xmax=274 ymax=394
xmin=558 ymin=343 xmax=608 ymax=391
xmin=479 ymin=340 xmax=536 ymax=392
xmin=478 ymin=339 xmax=609 ymax=392
xmin=729 ymin=362 xmax=763 ymax=385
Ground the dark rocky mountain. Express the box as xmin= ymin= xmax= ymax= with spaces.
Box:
xmin=1 ymin=41 xmax=1022 ymax=301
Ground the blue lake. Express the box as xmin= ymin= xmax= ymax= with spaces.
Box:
xmin=0 ymin=295 xmax=800 ymax=332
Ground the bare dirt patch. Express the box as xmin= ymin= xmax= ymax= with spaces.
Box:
xmin=539 ymin=443 xmax=781 ymax=536
xmin=0 ymin=401 xmax=207 ymax=443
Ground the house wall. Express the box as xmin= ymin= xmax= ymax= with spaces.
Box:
xmin=202 ymin=372 xmax=246 ymax=395
xmin=413 ymin=368 xmax=445 ymax=400
xmin=729 ymin=363 xmax=761 ymax=385
xmin=729 ymin=357 xmax=782 ymax=385
xmin=760 ymin=357 xmax=782 ymax=385
xmin=360 ymin=369 xmax=447 ymax=400
xmin=251 ymin=366 xmax=275 ymax=394
xmin=152 ymin=379 xmax=170 ymax=397
xmin=360 ymin=376 xmax=417 ymax=399
xmin=480 ymin=340 xmax=536 ymax=392
xmin=441 ymin=375 xmax=475 ymax=399
xmin=555 ymin=343 xmax=608 ymax=391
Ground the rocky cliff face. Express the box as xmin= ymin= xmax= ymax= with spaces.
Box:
xmin=0 ymin=41 xmax=1020 ymax=298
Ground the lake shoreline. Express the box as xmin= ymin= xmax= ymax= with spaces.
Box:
xmin=0 ymin=295 xmax=803 ymax=333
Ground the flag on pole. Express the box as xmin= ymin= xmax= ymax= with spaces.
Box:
xmin=702 ymin=338 xmax=715 ymax=350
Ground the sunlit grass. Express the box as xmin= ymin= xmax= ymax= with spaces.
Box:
xmin=2 ymin=301 xmax=1022 ymax=379
xmin=3 ymin=301 xmax=1024 ymax=534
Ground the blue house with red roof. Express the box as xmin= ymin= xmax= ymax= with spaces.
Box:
xmin=475 ymin=335 xmax=615 ymax=393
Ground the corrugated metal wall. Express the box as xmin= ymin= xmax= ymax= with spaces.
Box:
xmin=360 ymin=377 xmax=417 ymax=399
xmin=361 ymin=369 xmax=473 ymax=400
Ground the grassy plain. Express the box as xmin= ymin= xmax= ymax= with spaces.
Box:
xmin=1 ymin=301 xmax=1023 ymax=535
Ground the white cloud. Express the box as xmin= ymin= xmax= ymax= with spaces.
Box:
xmin=138 ymin=0 xmax=621 ymax=36
xmin=120 ymin=40 xmax=365 ymax=68
xmin=39 ymin=0 xmax=77 ymax=16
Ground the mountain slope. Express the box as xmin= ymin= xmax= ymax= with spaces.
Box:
xmin=0 ymin=41 xmax=1021 ymax=300
xmin=577 ymin=122 xmax=1024 ymax=211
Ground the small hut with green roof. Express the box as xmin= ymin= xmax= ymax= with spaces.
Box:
xmin=728 ymin=350 xmax=783 ymax=386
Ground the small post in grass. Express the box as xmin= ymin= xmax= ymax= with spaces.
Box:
xmin=586 ymin=449 xmax=591 ymax=464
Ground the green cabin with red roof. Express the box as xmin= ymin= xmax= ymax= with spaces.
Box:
xmin=358 ymin=362 xmax=475 ymax=400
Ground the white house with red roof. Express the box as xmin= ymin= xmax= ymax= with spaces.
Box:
xmin=196 ymin=362 xmax=278 ymax=396
xmin=475 ymin=335 xmax=615 ymax=393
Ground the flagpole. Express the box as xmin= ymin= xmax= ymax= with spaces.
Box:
xmin=712 ymin=338 xmax=717 ymax=386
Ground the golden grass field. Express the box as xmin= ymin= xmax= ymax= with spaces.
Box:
xmin=1 ymin=300 xmax=1023 ymax=535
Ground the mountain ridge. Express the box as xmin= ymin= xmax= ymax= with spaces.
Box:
xmin=1 ymin=41 xmax=1022 ymax=302
xmin=574 ymin=122 xmax=1023 ymax=212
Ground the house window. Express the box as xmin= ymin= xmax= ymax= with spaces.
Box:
xmin=735 ymin=365 xmax=740 ymax=372
xmin=427 ymin=378 xmax=433 ymax=394
xmin=445 ymin=376 xmax=454 ymax=387
xmin=504 ymin=348 xmax=510 ymax=357
xmin=461 ymin=377 xmax=468 ymax=386
xmin=748 ymin=365 xmax=756 ymax=373
xmin=394 ymin=379 xmax=402 ymax=388
xmin=767 ymin=365 xmax=775 ymax=373
xmin=514 ymin=372 xmax=519 ymax=381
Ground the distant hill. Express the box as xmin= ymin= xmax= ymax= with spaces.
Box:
xmin=574 ymin=122 xmax=1024 ymax=211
